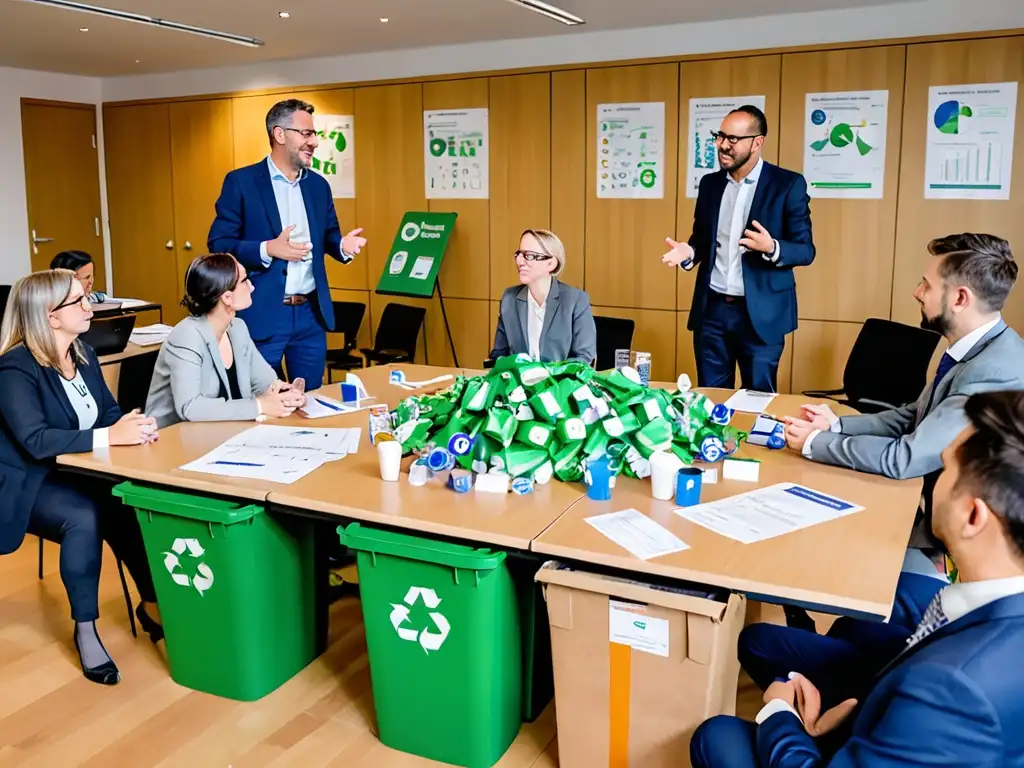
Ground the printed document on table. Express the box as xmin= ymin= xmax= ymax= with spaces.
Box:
xmin=674 ymin=483 xmax=865 ymax=544
xmin=724 ymin=389 xmax=777 ymax=413
xmin=585 ymin=508 xmax=689 ymax=560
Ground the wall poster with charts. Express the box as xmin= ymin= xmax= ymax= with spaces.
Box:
xmin=423 ymin=108 xmax=489 ymax=199
xmin=803 ymin=91 xmax=889 ymax=199
xmin=924 ymin=82 xmax=1018 ymax=200
xmin=685 ymin=95 xmax=766 ymax=198
xmin=312 ymin=114 xmax=355 ymax=199
xmin=597 ymin=102 xmax=665 ymax=199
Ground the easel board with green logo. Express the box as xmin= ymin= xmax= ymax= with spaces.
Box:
xmin=375 ymin=212 xmax=458 ymax=298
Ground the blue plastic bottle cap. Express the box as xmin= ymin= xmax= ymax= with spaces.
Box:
xmin=427 ymin=447 xmax=455 ymax=472
xmin=447 ymin=433 xmax=474 ymax=456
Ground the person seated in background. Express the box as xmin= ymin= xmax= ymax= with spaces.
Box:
xmin=489 ymin=229 xmax=596 ymax=365
xmin=145 ymin=253 xmax=306 ymax=430
xmin=49 ymin=250 xmax=107 ymax=304
xmin=0 ymin=270 xmax=162 ymax=686
xmin=754 ymin=233 xmax=1022 ymax=662
xmin=690 ymin=390 xmax=1024 ymax=768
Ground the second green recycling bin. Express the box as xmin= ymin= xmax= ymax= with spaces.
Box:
xmin=114 ymin=482 xmax=321 ymax=702
xmin=338 ymin=523 xmax=522 ymax=768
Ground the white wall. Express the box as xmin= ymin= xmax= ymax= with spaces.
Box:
xmin=103 ymin=0 xmax=1024 ymax=102
xmin=0 ymin=66 xmax=104 ymax=286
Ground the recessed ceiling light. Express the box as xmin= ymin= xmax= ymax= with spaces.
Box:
xmin=380 ymin=17 xmax=388 ymax=23
xmin=78 ymin=26 xmax=88 ymax=31
xmin=504 ymin=0 xmax=585 ymax=25
xmin=278 ymin=11 xmax=290 ymax=18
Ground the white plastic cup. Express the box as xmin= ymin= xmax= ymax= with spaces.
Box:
xmin=649 ymin=450 xmax=683 ymax=501
xmin=377 ymin=440 xmax=402 ymax=482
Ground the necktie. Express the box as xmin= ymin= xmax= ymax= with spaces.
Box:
xmin=905 ymin=588 xmax=949 ymax=648
xmin=924 ymin=353 xmax=956 ymax=413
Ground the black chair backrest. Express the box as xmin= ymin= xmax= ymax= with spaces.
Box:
xmin=0 ymin=284 xmax=11 ymax=326
xmin=331 ymin=301 xmax=366 ymax=351
xmin=843 ymin=318 xmax=942 ymax=407
xmin=593 ymin=315 xmax=636 ymax=370
xmin=374 ymin=303 xmax=427 ymax=359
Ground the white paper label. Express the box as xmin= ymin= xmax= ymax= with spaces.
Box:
xmin=609 ymin=600 xmax=669 ymax=657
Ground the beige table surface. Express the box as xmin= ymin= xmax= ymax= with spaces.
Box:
xmin=531 ymin=391 xmax=922 ymax=619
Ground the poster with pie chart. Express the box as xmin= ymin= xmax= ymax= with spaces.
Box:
xmin=925 ymin=82 xmax=1017 ymax=200
xmin=803 ymin=90 xmax=889 ymax=199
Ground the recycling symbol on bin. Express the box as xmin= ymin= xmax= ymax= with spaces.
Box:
xmin=162 ymin=538 xmax=215 ymax=596
xmin=389 ymin=586 xmax=450 ymax=654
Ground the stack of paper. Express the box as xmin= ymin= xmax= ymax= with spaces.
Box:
xmin=130 ymin=324 xmax=173 ymax=346
xmin=180 ymin=425 xmax=361 ymax=484
xmin=723 ymin=389 xmax=777 ymax=414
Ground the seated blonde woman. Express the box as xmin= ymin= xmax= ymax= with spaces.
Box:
xmin=489 ymin=229 xmax=596 ymax=364
xmin=145 ymin=253 xmax=306 ymax=429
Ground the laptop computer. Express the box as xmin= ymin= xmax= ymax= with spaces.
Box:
xmin=81 ymin=312 xmax=137 ymax=356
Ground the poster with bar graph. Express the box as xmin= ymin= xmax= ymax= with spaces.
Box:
xmin=924 ymin=82 xmax=1017 ymax=200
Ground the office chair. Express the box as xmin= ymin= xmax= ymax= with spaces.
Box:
xmin=802 ymin=318 xmax=942 ymax=414
xmin=360 ymin=303 xmax=427 ymax=366
xmin=325 ymin=301 xmax=367 ymax=381
xmin=593 ymin=315 xmax=636 ymax=371
xmin=0 ymin=284 xmax=11 ymax=325
xmin=116 ymin=349 xmax=159 ymax=412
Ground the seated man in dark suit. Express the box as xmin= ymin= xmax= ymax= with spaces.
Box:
xmin=691 ymin=389 xmax=1024 ymax=767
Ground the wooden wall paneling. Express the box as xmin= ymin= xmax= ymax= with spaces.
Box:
xmin=676 ymin=312 xmax=794 ymax=393
xmin=592 ymin=305 xmax=677 ymax=382
xmin=231 ymin=89 xmax=363 ymax=291
xmin=423 ymin=79 xmax=491 ymax=301
xmin=675 ymin=55 xmax=782 ymax=313
xmin=893 ymin=36 xmax=1024 ymax=333
xmin=168 ymin=99 xmax=235 ymax=324
xmin=489 ymin=73 xmax=551 ymax=299
xmin=103 ymin=104 xmax=178 ymax=312
xmin=780 ymin=46 xmax=906 ymax=323
xmin=550 ymin=70 xmax=587 ymax=291
xmin=586 ymin=64 xmax=680 ymax=310
xmin=790 ymin=320 xmax=864 ymax=393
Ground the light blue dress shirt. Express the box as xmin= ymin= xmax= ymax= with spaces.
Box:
xmin=259 ymin=155 xmax=316 ymax=296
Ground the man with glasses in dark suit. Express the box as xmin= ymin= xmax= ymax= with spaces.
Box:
xmin=662 ymin=105 xmax=814 ymax=394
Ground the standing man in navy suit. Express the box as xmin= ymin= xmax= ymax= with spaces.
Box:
xmin=662 ymin=106 xmax=814 ymax=393
xmin=208 ymin=99 xmax=367 ymax=388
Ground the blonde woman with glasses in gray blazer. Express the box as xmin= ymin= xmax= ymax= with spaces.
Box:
xmin=489 ymin=229 xmax=596 ymax=365
xmin=145 ymin=254 xmax=306 ymax=430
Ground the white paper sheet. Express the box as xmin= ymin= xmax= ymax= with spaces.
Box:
xmin=311 ymin=114 xmax=355 ymax=199
xmin=597 ymin=102 xmax=665 ymax=199
xmin=392 ymin=374 xmax=454 ymax=390
xmin=674 ymin=483 xmax=865 ymax=544
xmin=299 ymin=395 xmax=375 ymax=419
xmin=129 ymin=324 xmax=173 ymax=346
xmin=424 ymin=108 xmax=489 ymax=199
xmin=585 ymin=508 xmax=689 ymax=560
xmin=609 ymin=600 xmax=670 ymax=657
xmin=723 ymin=389 xmax=777 ymax=413
xmin=803 ymin=90 xmax=889 ymax=199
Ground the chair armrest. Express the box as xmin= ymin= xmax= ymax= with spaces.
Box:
xmin=801 ymin=388 xmax=844 ymax=399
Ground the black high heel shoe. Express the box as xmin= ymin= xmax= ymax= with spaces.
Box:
xmin=73 ymin=626 xmax=120 ymax=686
xmin=135 ymin=603 xmax=164 ymax=644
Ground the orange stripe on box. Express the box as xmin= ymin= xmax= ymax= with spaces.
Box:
xmin=609 ymin=642 xmax=631 ymax=768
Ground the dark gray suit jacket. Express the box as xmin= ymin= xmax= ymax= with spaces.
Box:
xmin=809 ymin=319 xmax=1024 ymax=546
xmin=489 ymin=279 xmax=596 ymax=364
xmin=145 ymin=315 xmax=278 ymax=429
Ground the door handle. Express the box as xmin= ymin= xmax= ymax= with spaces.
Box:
xmin=31 ymin=229 xmax=54 ymax=255
xmin=165 ymin=240 xmax=174 ymax=250
xmin=184 ymin=241 xmax=193 ymax=250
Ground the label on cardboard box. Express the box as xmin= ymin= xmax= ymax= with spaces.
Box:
xmin=609 ymin=600 xmax=669 ymax=657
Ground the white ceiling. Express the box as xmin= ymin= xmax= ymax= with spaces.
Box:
xmin=1 ymin=0 xmax=912 ymax=78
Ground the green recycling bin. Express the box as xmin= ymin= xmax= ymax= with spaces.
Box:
xmin=338 ymin=523 xmax=522 ymax=768
xmin=113 ymin=482 xmax=320 ymax=702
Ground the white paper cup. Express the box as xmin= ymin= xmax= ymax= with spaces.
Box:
xmin=377 ymin=441 xmax=402 ymax=482
xmin=649 ymin=450 xmax=683 ymax=501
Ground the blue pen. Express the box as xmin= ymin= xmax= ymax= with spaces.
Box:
xmin=213 ymin=460 xmax=264 ymax=467
xmin=314 ymin=396 xmax=345 ymax=413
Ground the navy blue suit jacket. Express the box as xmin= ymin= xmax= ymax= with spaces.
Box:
xmin=757 ymin=592 xmax=1024 ymax=766
xmin=686 ymin=162 xmax=814 ymax=345
xmin=207 ymin=160 xmax=349 ymax=340
xmin=0 ymin=344 xmax=121 ymax=555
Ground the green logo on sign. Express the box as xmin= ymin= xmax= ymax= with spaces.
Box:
xmin=639 ymin=169 xmax=656 ymax=188
xmin=429 ymin=138 xmax=447 ymax=157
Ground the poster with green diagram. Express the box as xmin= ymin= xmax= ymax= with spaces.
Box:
xmin=375 ymin=212 xmax=458 ymax=297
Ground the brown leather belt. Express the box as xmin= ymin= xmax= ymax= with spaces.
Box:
xmin=282 ymin=294 xmax=309 ymax=306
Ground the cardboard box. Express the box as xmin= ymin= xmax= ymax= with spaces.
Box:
xmin=535 ymin=561 xmax=745 ymax=768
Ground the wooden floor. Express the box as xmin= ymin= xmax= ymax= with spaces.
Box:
xmin=0 ymin=539 xmax=771 ymax=767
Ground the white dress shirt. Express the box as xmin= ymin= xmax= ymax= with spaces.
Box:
xmin=527 ymin=289 xmax=546 ymax=360
xmin=259 ymin=156 xmax=316 ymax=297
xmin=758 ymin=573 xmax=1024 ymax=726
xmin=58 ymin=369 xmax=109 ymax=449
xmin=802 ymin=315 xmax=1003 ymax=457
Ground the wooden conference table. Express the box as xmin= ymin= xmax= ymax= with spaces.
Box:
xmin=57 ymin=364 xmax=921 ymax=620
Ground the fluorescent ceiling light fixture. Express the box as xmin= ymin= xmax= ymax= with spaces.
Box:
xmin=504 ymin=0 xmax=584 ymax=26
xmin=14 ymin=0 xmax=265 ymax=46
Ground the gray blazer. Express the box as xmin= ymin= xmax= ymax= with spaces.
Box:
xmin=489 ymin=279 xmax=596 ymax=364
xmin=809 ymin=320 xmax=1024 ymax=545
xmin=145 ymin=315 xmax=278 ymax=429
